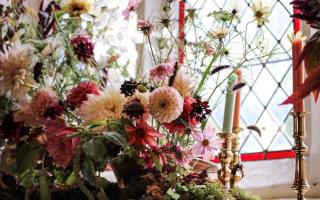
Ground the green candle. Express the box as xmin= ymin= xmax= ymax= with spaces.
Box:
xmin=222 ymin=73 xmax=237 ymax=133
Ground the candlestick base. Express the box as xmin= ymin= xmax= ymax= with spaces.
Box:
xmin=217 ymin=132 xmax=236 ymax=188
xmin=230 ymin=127 xmax=244 ymax=188
xmin=291 ymin=112 xmax=310 ymax=200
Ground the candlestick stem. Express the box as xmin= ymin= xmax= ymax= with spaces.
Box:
xmin=291 ymin=112 xmax=309 ymax=200
xmin=218 ymin=132 xmax=236 ymax=188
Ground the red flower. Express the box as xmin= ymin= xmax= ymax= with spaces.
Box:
xmin=70 ymin=34 xmax=94 ymax=63
xmin=140 ymin=147 xmax=166 ymax=169
xmin=125 ymin=119 xmax=162 ymax=147
xmin=67 ymin=81 xmax=100 ymax=108
xmin=45 ymin=120 xmax=79 ymax=168
xmin=164 ymin=96 xmax=199 ymax=134
xmin=282 ymin=66 xmax=320 ymax=105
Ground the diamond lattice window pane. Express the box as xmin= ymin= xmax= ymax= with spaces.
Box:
xmin=185 ymin=0 xmax=294 ymax=154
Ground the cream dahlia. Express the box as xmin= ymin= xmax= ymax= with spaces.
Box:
xmin=172 ymin=67 xmax=195 ymax=97
xmin=148 ymin=87 xmax=183 ymax=123
xmin=78 ymin=88 xmax=125 ymax=123
xmin=13 ymin=97 xmax=42 ymax=127
xmin=0 ymin=44 xmax=35 ymax=99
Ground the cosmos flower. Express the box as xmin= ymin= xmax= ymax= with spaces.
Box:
xmin=78 ymin=88 xmax=125 ymax=123
xmin=192 ymin=127 xmax=223 ymax=161
xmin=120 ymin=80 xmax=138 ymax=97
xmin=122 ymin=0 xmax=142 ymax=20
xmin=210 ymin=28 xmax=230 ymax=40
xmin=252 ymin=0 xmax=271 ymax=27
xmin=0 ymin=44 xmax=35 ymax=99
xmin=137 ymin=20 xmax=156 ymax=36
xmin=148 ymin=87 xmax=183 ymax=123
xmin=125 ymin=119 xmax=162 ymax=147
xmin=66 ymin=81 xmax=100 ymax=108
xmin=45 ymin=119 xmax=79 ymax=168
xmin=150 ymin=62 xmax=174 ymax=81
xmin=172 ymin=67 xmax=195 ymax=97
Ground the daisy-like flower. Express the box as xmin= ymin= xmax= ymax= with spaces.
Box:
xmin=125 ymin=119 xmax=162 ymax=147
xmin=192 ymin=127 xmax=223 ymax=161
xmin=210 ymin=28 xmax=230 ymax=40
xmin=66 ymin=81 xmax=100 ymax=108
xmin=252 ymin=0 xmax=271 ymax=27
xmin=0 ymin=44 xmax=35 ymax=99
xmin=148 ymin=87 xmax=183 ymax=123
xmin=172 ymin=67 xmax=195 ymax=97
xmin=122 ymin=0 xmax=142 ymax=20
xmin=149 ymin=62 xmax=174 ymax=81
xmin=30 ymin=88 xmax=60 ymax=121
xmin=78 ymin=88 xmax=125 ymax=123
xmin=65 ymin=0 xmax=93 ymax=16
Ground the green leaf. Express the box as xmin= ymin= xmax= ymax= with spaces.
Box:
xmin=86 ymin=119 xmax=107 ymax=129
xmin=166 ymin=188 xmax=180 ymax=200
xmin=82 ymin=139 xmax=106 ymax=161
xmin=16 ymin=143 xmax=43 ymax=173
xmin=66 ymin=172 xmax=76 ymax=186
xmin=150 ymin=151 xmax=162 ymax=172
xmin=103 ymin=131 xmax=126 ymax=146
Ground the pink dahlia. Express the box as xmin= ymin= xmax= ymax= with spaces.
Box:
xmin=192 ymin=127 xmax=223 ymax=161
xmin=125 ymin=119 xmax=162 ymax=147
xmin=149 ymin=63 xmax=174 ymax=81
xmin=122 ymin=0 xmax=142 ymax=20
xmin=70 ymin=34 xmax=94 ymax=63
xmin=67 ymin=81 xmax=100 ymax=108
xmin=30 ymin=88 xmax=60 ymax=121
xmin=45 ymin=120 xmax=79 ymax=168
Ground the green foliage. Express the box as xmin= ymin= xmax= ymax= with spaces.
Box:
xmin=16 ymin=143 xmax=44 ymax=173
xmin=208 ymin=11 xmax=240 ymax=23
xmin=229 ymin=187 xmax=261 ymax=200
xmin=103 ymin=131 xmax=127 ymax=147
xmin=82 ymin=139 xmax=106 ymax=161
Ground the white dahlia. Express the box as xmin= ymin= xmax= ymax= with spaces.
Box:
xmin=0 ymin=44 xmax=35 ymax=99
xmin=78 ymin=88 xmax=125 ymax=123
xmin=172 ymin=68 xmax=195 ymax=97
xmin=148 ymin=87 xmax=183 ymax=123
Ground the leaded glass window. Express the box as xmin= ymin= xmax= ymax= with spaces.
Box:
xmin=183 ymin=0 xmax=294 ymax=157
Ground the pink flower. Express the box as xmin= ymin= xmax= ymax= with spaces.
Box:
xmin=149 ymin=63 xmax=174 ymax=81
xmin=137 ymin=20 xmax=155 ymax=35
xmin=162 ymin=143 xmax=193 ymax=167
xmin=192 ymin=127 xmax=223 ymax=161
xmin=122 ymin=0 xmax=142 ymax=20
xmin=140 ymin=147 xmax=166 ymax=169
xmin=67 ymin=81 xmax=100 ymax=108
xmin=30 ymin=88 xmax=59 ymax=120
xmin=125 ymin=119 xmax=162 ymax=147
xmin=45 ymin=120 xmax=79 ymax=168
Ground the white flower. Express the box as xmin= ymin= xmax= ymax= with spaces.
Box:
xmin=252 ymin=0 xmax=271 ymax=26
xmin=172 ymin=67 xmax=195 ymax=97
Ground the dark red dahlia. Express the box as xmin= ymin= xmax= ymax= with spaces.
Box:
xmin=120 ymin=80 xmax=138 ymax=96
xmin=190 ymin=96 xmax=211 ymax=122
xmin=66 ymin=81 xmax=100 ymax=108
xmin=70 ymin=34 xmax=94 ymax=63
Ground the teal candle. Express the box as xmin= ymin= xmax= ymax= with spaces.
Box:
xmin=222 ymin=73 xmax=237 ymax=133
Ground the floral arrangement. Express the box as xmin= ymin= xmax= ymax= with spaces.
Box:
xmin=0 ymin=0 xmax=272 ymax=199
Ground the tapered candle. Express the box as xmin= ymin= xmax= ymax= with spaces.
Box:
xmin=233 ymin=69 xmax=242 ymax=129
xmin=222 ymin=73 xmax=237 ymax=133
xmin=292 ymin=38 xmax=304 ymax=112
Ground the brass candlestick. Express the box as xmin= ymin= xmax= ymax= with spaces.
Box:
xmin=230 ymin=127 xmax=243 ymax=188
xmin=217 ymin=132 xmax=236 ymax=188
xmin=291 ymin=112 xmax=309 ymax=200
